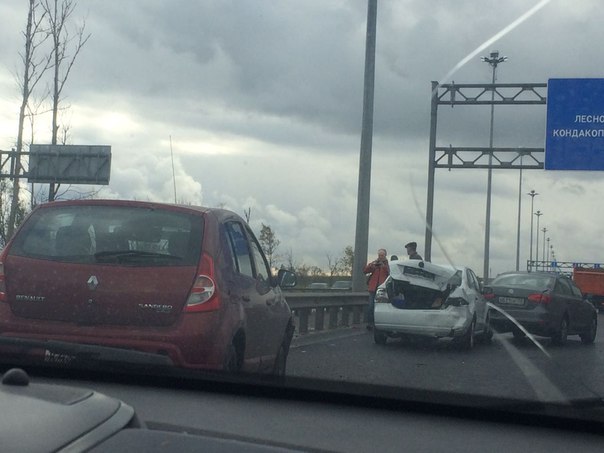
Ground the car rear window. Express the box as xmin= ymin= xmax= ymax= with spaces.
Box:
xmin=491 ymin=274 xmax=554 ymax=290
xmin=9 ymin=205 xmax=203 ymax=266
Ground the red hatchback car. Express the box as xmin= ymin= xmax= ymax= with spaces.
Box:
xmin=0 ymin=200 xmax=296 ymax=375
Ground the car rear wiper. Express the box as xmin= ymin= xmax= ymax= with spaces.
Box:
xmin=94 ymin=250 xmax=183 ymax=262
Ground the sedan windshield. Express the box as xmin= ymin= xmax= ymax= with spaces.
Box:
xmin=491 ymin=274 xmax=555 ymax=289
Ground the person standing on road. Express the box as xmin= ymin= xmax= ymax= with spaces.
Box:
xmin=363 ymin=248 xmax=390 ymax=330
xmin=405 ymin=241 xmax=423 ymax=260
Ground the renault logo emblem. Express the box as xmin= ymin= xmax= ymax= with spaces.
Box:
xmin=87 ymin=276 xmax=99 ymax=290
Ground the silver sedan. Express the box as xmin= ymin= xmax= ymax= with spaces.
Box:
xmin=373 ymin=260 xmax=492 ymax=350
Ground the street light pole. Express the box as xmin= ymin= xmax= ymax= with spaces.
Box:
xmin=515 ymin=156 xmax=523 ymax=271
xmin=542 ymin=227 xmax=547 ymax=270
xmin=351 ymin=0 xmax=377 ymax=292
xmin=546 ymin=237 xmax=551 ymax=270
xmin=527 ymin=190 xmax=538 ymax=271
xmin=481 ymin=50 xmax=507 ymax=281
xmin=550 ymin=244 xmax=554 ymax=269
xmin=535 ymin=210 xmax=542 ymax=270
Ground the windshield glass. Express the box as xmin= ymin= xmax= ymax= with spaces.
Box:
xmin=1 ymin=0 xmax=604 ymax=421
xmin=491 ymin=273 xmax=554 ymax=289
xmin=10 ymin=204 xmax=203 ymax=265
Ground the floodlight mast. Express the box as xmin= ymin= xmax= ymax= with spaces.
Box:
xmin=527 ymin=190 xmax=539 ymax=270
xmin=481 ymin=50 xmax=507 ymax=281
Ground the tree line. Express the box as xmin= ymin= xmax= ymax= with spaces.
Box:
xmin=258 ymin=222 xmax=354 ymax=286
xmin=2 ymin=0 xmax=90 ymax=246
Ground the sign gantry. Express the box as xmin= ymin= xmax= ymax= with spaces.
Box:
xmin=425 ymin=82 xmax=547 ymax=263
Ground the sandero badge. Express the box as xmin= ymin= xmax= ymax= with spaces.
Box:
xmin=138 ymin=304 xmax=173 ymax=314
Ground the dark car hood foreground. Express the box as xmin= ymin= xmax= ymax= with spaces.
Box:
xmin=1 ymin=367 xmax=309 ymax=452
xmin=3 ymin=364 xmax=604 ymax=453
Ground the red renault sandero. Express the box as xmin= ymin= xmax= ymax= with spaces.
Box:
xmin=0 ymin=200 xmax=296 ymax=375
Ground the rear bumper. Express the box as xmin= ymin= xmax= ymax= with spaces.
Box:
xmin=373 ymin=303 xmax=471 ymax=338
xmin=0 ymin=304 xmax=232 ymax=370
xmin=489 ymin=306 xmax=557 ymax=336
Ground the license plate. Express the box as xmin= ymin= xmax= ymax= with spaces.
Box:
xmin=498 ymin=296 xmax=524 ymax=306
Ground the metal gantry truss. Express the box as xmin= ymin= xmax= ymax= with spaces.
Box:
xmin=436 ymin=82 xmax=546 ymax=106
xmin=434 ymin=146 xmax=544 ymax=170
xmin=424 ymin=81 xmax=547 ymax=264
xmin=528 ymin=260 xmax=603 ymax=275
xmin=0 ymin=148 xmax=24 ymax=179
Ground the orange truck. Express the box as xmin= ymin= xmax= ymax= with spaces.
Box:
xmin=572 ymin=267 xmax=604 ymax=311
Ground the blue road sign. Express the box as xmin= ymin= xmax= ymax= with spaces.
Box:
xmin=545 ymin=78 xmax=604 ymax=170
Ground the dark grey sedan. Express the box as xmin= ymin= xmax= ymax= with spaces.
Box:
xmin=483 ymin=272 xmax=597 ymax=345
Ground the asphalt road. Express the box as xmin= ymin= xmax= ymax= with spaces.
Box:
xmin=287 ymin=313 xmax=604 ymax=403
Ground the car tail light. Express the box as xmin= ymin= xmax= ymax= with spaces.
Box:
xmin=483 ymin=292 xmax=496 ymax=300
xmin=184 ymin=253 xmax=220 ymax=313
xmin=0 ymin=262 xmax=6 ymax=303
xmin=528 ymin=293 xmax=552 ymax=304
xmin=375 ymin=288 xmax=388 ymax=303
xmin=445 ymin=297 xmax=469 ymax=307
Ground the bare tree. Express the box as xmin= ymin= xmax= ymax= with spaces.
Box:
xmin=8 ymin=0 xmax=53 ymax=238
xmin=326 ymin=253 xmax=342 ymax=280
xmin=340 ymin=245 xmax=354 ymax=277
xmin=258 ymin=223 xmax=280 ymax=270
xmin=0 ymin=180 xmax=27 ymax=247
xmin=283 ymin=247 xmax=296 ymax=271
xmin=42 ymin=0 xmax=90 ymax=201
xmin=243 ymin=207 xmax=252 ymax=223
xmin=309 ymin=266 xmax=323 ymax=278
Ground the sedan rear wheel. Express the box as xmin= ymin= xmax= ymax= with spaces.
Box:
xmin=512 ymin=328 xmax=526 ymax=340
xmin=374 ymin=328 xmax=388 ymax=345
xmin=551 ymin=316 xmax=569 ymax=346
xmin=272 ymin=343 xmax=288 ymax=376
xmin=224 ymin=343 xmax=242 ymax=373
xmin=580 ymin=316 xmax=597 ymax=345
xmin=480 ymin=313 xmax=493 ymax=343
xmin=459 ymin=318 xmax=475 ymax=350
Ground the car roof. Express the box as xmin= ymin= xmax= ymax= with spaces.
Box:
xmin=33 ymin=199 xmax=244 ymax=221
xmin=38 ymin=199 xmax=208 ymax=212
xmin=493 ymin=271 xmax=562 ymax=278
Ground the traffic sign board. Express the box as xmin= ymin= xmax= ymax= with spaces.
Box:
xmin=545 ymin=78 xmax=604 ymax=170
xmin=28 ymin=144 xmax=111 ymax=184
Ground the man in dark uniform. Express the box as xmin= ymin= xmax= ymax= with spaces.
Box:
xmin=405 ymin=241 xmax=423 ymax=260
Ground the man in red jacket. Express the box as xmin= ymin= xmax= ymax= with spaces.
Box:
xmin=363 ymin=248 xmax=390 ymax=330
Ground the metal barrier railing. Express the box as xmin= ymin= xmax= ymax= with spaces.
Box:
xmin=283 ymin=292 xmax=369 ymax=335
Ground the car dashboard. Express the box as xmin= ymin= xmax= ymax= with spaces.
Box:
xmin=2 ymin=366 xmax=604 ymax=453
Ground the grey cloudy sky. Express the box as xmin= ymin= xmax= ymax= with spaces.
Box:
xmin=1 ymin=0 xmax=603 ymax=277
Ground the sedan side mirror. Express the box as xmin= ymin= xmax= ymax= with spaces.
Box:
xmin=448 ymin=273 xmax=462 ymax=288
xmin=276 ymin=269 xmax=297 ymax=288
